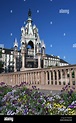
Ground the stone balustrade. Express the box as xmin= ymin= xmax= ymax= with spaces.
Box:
xmin=0 ymin=65 xmax=76 ymax=90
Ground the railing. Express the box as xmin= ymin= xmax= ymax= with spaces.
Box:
xmin=0 ymin=65 xmax=76 ymax=90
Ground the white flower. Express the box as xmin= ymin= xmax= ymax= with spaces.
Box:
xmin=64 ymin=109 xmax=68 ymax=112
xmin=2 ymin=96 xmax=7 ymax=102
xmin=12 ymin=89 xmax=16 ymax=93
xmin=7 ymin=110 xmax=13 ymax=115
xmin=47 ymin=97 xmax=54 ymax=101
xmin=47 ymin=104 xmax=52 ymax=109
xmin=54 ymin=95 xmax=61 ymax=99
xmin=71 ymin=101 xmax=76 ymax=105
xmin=16 ymin=109 xmax=19 ymax=114
xmin=58 ymin=108 xmax=65 ymax=111
xmin=7 ymin=92 xmax=12 ymax=96
xmin=11 ymin=112 xmax=16 ymax=115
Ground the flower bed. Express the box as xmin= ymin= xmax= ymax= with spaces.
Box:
xmin=0 ymin=82 xmax=76 ymax=115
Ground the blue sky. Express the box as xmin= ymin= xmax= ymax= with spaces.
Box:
xmin=0 ymin=0 xmax=76 ymax=64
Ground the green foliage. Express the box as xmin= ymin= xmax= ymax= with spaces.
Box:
xmin=61 ymin=84 xmax=76 ymax=107
xmin=0 ymin=84 xmax=76 ymax=115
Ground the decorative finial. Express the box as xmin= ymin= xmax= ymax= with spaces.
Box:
xmin=28 ymin=9 xmax=32 ymax=17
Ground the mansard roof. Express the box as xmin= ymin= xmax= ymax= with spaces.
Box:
xmin=46 ymin=54 xmax=59 ymax=59
xmin=60 ymin=58 xmax=69 ymax=64
xmin=0 ymin=48 xmax=14 ymax=54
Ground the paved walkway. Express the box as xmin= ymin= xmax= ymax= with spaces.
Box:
xmin=39 ymin=89 xmax=61 ymax=96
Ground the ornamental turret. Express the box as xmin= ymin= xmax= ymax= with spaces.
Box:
xmin=13 ymin=38 xmax=18 ymax=72
xmin=41 ymin=40 xmax=46 ymax=56
xmin=14 ymin=38 xmax=18 ymax=51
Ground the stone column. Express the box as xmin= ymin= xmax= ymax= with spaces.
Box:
xmin=21 ymin=53 xmax=25 ymax=70
xmin=53 ymin=71 xmax=55 ymax=85
xmin=14 ymin=52 xmax=17 ymax=72
xmin=16 ymin=74 xmax=18 ymax=85
xmin=33 ymin=73 xmax=35 ymax=84
xmin=20 ymin=44 xmax=26 ymax=71
xmin=49 ymin=71 xmax=51 ymax=85
xmin=12 ymin=75 xmax=15 ymax=86
xmin=18 ymin=74 xmax=19 ymax=85
xmin=30 ymin=73 xmax=32 ymax=84
xmin=60 ymin=70 xmax=63 ymax=85
xmin=69 ymin=69 xmax=72 ymax=86
xmin=45 ymin=71 xmax=48 ymax=85
xmin=37 ymin=53 xmax=41 ymax=68
xmin=41 ymin=71 xmax=45 ymax=84
xmin=37 ymin=72 xmax=39 ymax=84
xmin=64 ymin=70 xmax=67 ymax=85
xmin=14 ymin=57 xmax=16 ymax=72
xmin=56 ymin=70 xmax=59 ymax=85
xmin=26 ymin=73 xmax=27 ymax=83
xmin=34 ymin=40 xmax=35 ymax=58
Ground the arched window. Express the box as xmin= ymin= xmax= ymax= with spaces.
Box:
xmin=27 ymin=41 xmax=34 ymax=49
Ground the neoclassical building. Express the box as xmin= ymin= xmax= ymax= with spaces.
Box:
xmin=0 ymin=9 xmax=69 ymax=73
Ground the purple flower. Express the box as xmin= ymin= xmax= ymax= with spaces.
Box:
xmin=0 ymin=91 xmax=2 ymax=94
xmin=0 ymin=82 xmax=5 ymax=85
xmin=65 ymin=84 xmax=68 ymax=88
xmin=23 ymin=108 xmax=28 ymax=115
xmin=59 ymin=100 xmax=64 ymax=103
xmin=72 ymin=86 xmax=75 ymax=90
xmin=68 ymin=105 xmax=74 ymax=108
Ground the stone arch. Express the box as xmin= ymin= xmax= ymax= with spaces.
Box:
xmin=27 ymin=40 xmax=34 ymax=49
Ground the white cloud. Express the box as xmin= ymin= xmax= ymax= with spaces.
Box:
xmin=63 ymin=33 xmax=66 ymax=36
xmin=50 ymin=21 xmax=53 ymax=25
xmin=63 ymin=56 xmax=66 ymax=59
xmin=37 ymin=10 xmax=39 ymax=13
xmin=10 ymin=33 xmax=13 ymax=36
xmin=50 ymin=44 xmax=52 ymax=47
xmin=73 ymin=43 xmax=76 ymax=48
xmin=10 ymin=10 xmax=13 ymax=13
